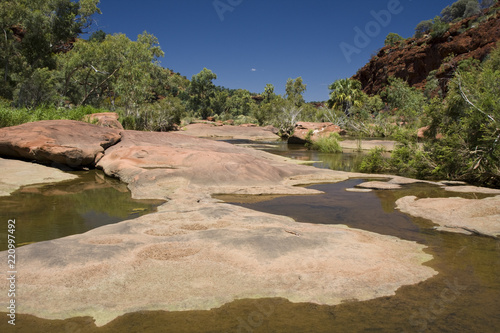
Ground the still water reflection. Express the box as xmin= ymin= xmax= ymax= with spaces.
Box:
xmin=0 ymin=170 xmax=163 ymax=251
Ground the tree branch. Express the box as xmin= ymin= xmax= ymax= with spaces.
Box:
xmin=80 ymin=68 xmax=119 ymax=105
xmin=456 ymin=72 xmax=495 ymax=123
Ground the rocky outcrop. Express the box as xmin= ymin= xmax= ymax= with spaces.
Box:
xmin=96 ymin=130 xmax=339 ymax=199
xmin=0 ymin=120 xmax=121 ymax=167
xmin=353 ymin=3 xmax=500 ymax=95
xmin=0 ymin=123 xmax=437 ymax=326
xmin=396 ymin=195 xmax=500 ymax=238
xmin=288 ymin=122 xmax=346 ymax=144
xmin=84 ymin=112 xmax=124 ymax=130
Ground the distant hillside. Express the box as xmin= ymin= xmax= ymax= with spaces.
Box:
xmin=353 ymin=2 xmax=500 ymax=95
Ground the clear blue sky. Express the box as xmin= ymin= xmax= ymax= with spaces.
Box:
xmin=92 ymin=0 xmax=454 ymax=101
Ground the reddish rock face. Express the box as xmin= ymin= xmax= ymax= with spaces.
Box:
xmin=84 ymin=112 xmax=124 ymax=130
xmin=288 ymin=122 xmax=346 ymax=144
xmin=353 ymin=4 xmax=500 ymax=95
xmin=0 ymin=120 xmax=122 ymax=167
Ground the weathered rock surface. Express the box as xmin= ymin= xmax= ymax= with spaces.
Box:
xmin=0 ymin=158 xmax=77 ymax=196
xmin=96 ymin=130 xmax=341 ymax=199
xmin=288 ymin=122 xmax=346 ymax=144
xmin=2 ymin=188 xmax=436 ymax=326
xmin=84 ymin=112 xmax=124 ymax=130
xmin=179 ymin=123 xmax=279 ymax=141
xmin=417 ymin=126 xmax=443 ymax=140
xmin=0 ymin=122 xmax=438 ymax=326
xmin=396 ymin=195 xmax=500 ymax=238
xmin=0 ymin=120 xmax=122 ymax=167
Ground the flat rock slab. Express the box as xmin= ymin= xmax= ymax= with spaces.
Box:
xmin=396 ymin=195 xmax=500 ymax=238
xmin=345 ymin=188 xmax=373 ymax=193
xmin=357 ymin=181 xmax=402 ymax=190
xmin=0 ymin=120 xmax=121 ymax=167
xmin=179 ymin=123 xmax=279 ymax=141
xmin=443 ymin=185 xmax=500 ymax=194
xmin=1 ymin=193 xmax=436 ymax=326
xmin=96 ymin=130 xmax=340 ymax=199
xmin=0 ymin=158 xmax=77 ymax=196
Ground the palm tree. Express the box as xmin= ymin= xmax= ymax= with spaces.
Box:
xmin=327 ymin=78 xmax=363 ymax=116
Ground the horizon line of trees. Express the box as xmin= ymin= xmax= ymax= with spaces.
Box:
xmin=1 ymin=0 xmax=498 ymax=187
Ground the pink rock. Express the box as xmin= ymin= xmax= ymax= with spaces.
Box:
xmin=0 ymin=120 xmax=122 ymax=167
xmin=289 ymin=122 xmax=346 ymax=144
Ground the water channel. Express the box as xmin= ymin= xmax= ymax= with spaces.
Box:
xmin=1 ymin=141 xmax=499 ymax=332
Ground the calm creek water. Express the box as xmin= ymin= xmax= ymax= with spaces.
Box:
xmin=0 ymin=170 xmax=163 ymax=251
xmin=1 ymin=141 xmax=499 ymax=332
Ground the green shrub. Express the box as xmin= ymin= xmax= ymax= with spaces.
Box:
xmin=0 ymin=104 xmax=106 ymax=128
xmin=358 ymin=146 xmax=390 ymax=173
xmin=234 ymin=115 xmax=258 ymax=126
xmin=309 ymin=132 xmax=343 ymax=153
xmin=384 ymin=33 xmax=404 ymax=47
xmin=430 ymin=16 xmax=450 ymax=39
xmin=132 ymin=97 xmax=185 ymax=131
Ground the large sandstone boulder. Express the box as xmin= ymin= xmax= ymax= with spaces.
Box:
xmin=0 ymin=120 xmax=122 ymax=167
xmin=288 ymin=122 xmax=346 ymax=144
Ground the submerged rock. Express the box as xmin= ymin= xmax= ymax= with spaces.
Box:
xmin=357 ymin=181 xmax=402 ymax=190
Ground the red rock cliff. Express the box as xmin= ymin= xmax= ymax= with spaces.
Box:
xmin=353 ymin=3 xmax=500 ymax=95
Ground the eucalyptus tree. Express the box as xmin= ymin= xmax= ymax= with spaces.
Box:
xmin=57 ymin=31 xmax=164 ymax=110
xmin=188 ymin=68 xmax=217 ymax=119
xmin=285 ymin=77 xmax=306 ymax=107
xmin=0 ymin=0 xmax=101 ymax=102
xmin=261 ymin=83 xmax=277 ymax=103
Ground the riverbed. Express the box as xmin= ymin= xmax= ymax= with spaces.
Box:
xmin=0 ymin=137 xmax=498 ymax=332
